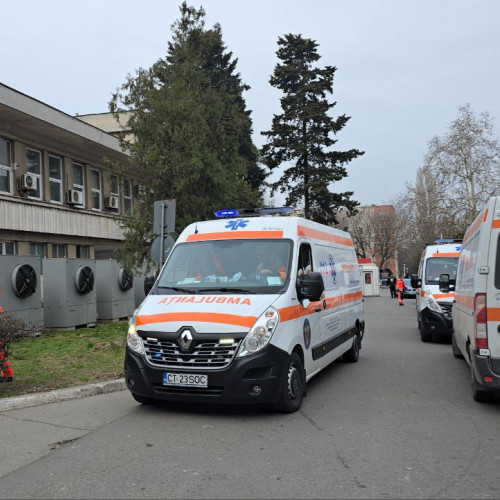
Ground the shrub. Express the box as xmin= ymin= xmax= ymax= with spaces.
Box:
xmin=0 ymin=314 xmax=43 ymax=356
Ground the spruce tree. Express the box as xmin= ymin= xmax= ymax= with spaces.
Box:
xmin=110 ymin=2 xmax=263 ymax=270
xmin=261 ymin=34 xmax=363 ymax=224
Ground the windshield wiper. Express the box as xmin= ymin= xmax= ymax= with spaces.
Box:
xmin=197 ymin=287 xmax=256 ymax=294
xmin=157 ymin=286 xmax=197 ymax=294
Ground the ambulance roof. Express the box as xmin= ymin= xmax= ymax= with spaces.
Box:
xmin=421 ymin=242 xmax=462 ymax=259
xmin=177 ymin=216 xmax=354 ymax=248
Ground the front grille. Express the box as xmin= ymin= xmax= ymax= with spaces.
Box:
xmin=440 ymin=303 xmax=453 ymax=320
xmin=143 ymin=338 xmax=241 ymax=369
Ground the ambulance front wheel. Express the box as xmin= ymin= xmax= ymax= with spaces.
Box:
xmin=419 ymin=321 xmax=432 ymax=342
xmin=272 ymin=352 xmax=305 ymax=413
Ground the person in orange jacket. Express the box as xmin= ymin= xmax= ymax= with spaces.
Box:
xmin=396 ymin=274 xmax=406 ymax=306
xmin=0 ymin=291 xmax=14 ymax=383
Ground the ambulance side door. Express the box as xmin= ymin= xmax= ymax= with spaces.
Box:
xmin=296 ymin=241 xmax=323 ymax=375
xmin=314 ymin=243 xmax=344 ymax=368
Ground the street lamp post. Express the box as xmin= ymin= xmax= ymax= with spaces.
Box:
xmin=403 ymin=264 xmax=407 ymax=277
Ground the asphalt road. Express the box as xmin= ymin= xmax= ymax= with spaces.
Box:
xmin=2 ymin=289 xmax=500 ymax=499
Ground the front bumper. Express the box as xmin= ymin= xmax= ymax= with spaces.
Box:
xmin=125 ymin=344 xmax=289 ymax=404
xmin=471 ymin=350 xmax=500 ymax=390
xmin=420 ymin=307 xmax=453 ymax=336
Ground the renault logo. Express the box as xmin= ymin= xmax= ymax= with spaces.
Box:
xmin=178 ymin=330 xmax=193 ymax=351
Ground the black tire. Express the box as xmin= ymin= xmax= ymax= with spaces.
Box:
xmin=272 ymin=352 xmax=305 ymax=413
xmin=132 ymin=393 xmax=156 ymax=405
xmin=471 ymin=364 xmax=496 ymax=403
xmin=343 ymin=334 xmax=361 ymax=363
xmin=451 ymin=333 xmax=464 ymax=359
xmin=419 ymin=321 xmax=432 ymax=342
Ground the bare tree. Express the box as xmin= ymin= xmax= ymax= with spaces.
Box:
xmin=336 ymin=209 xmax=374 ymax=259
xmin=425 ymin=103 xmax=500 ymax=232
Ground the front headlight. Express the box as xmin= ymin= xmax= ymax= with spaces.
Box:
xmin=237 ymin=307 xmax=279 ymax=358
xmin=127 ymin=311 xmax=144 ymax=354
xmin=425 ymin=293 xmax=442 ymax=313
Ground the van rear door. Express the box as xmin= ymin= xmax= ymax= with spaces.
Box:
xmin=487 ymin=198 xmax=500 ymax=365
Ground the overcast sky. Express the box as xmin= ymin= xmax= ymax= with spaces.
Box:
xmin=2 ymin=0 xmax=499 ymax=207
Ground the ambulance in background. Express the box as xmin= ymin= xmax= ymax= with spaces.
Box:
xmin=452 ymin=197 xmax=500 ymax=402
xmin=125 ymin=208 xmax=365 ymax=413
xmin=411 ymin=239 xmax=461 ymax=342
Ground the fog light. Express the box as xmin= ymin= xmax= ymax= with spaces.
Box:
xmin=128 ymin=378 xmax=135 ymax=387
xmin=252 ymin=385 xmax=262 ymax=395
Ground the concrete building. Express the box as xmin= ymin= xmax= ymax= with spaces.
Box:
xmin=0 ymin=83 xmax=137 ymax=260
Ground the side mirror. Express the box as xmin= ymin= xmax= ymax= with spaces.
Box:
xmin=439 ymin=273 xmax=450 ymax=293
xmin=411 ymin=274 xmax=421 ymax=289
xmin=144 ymin=273 xmax=156 ymax=295
xmin=297 ymin=272 xmax=325 ymax=302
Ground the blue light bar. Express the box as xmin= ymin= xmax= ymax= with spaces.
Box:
xmin=214 ymin=206 xmax=293 ymax=218
xmin=214 ymin=209 xmax=239 ymax=218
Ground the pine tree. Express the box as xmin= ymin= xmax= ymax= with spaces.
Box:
xmin=109 ymin=2 xmax=263 ymax=270
xmin=261 ymin=34 xmax=363 ymax=224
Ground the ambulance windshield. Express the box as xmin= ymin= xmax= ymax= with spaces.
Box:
xmin=424 ymin=257 xmax=458 ymax=285
xmin=156 ymin=239 xmax=293 ymax=294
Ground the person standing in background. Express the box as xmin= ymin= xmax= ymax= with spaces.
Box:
xmin=388 ymin=274 xmax=397 ymax=298
xmin=396 ymin=274 xmax=405 ymax=306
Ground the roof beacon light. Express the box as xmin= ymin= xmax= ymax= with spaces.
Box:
xmin=214 ymin=207 xmax=292 ymax=218
xmin=435 ymin=238 xmax=463 ymax=244
xmin=214 ymin=209 xmax=240 ymax=218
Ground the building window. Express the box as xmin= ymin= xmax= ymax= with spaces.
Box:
xmin=91 ymin=169 xmax=102 ymax=211
xmin=0 ymin=241 xmax=17 ymax=255
xmin=30 ymin=242 xmax=46 ymax=257
xmin=0 ymin=138 xmax=12 ymax=194
xmin=26 ymin=148 xmax=42 ymax=200
xmin=123 ymin=178 xmax=132 ymax=215
xmin=49 ymin=155 xmax=63 ymax=203
xmin=72 ymin=162 xmax=85 ymax=208
xmin=51 ymin=244 xmax=66 ymax=258
xmin=76 ymin=245 xmax=89 ymax=258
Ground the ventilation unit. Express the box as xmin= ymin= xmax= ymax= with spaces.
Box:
xmin=68 ymin=189 xmax=83 ymax=205
xmin=0 ymin=255 xmax=42 ymax=326
xmin=105 ymin=195 xmax=120 ymax=209
xmin=43 ymin=259 xmax=97 ymax=329
xmin=18 ymin=173 xmax=37 ymax=192
xmin=96 ymin=260 xmax=136 ymax=320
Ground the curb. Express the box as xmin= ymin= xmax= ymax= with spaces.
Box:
xmin=0 ymin=378 xmax=126 ymax=412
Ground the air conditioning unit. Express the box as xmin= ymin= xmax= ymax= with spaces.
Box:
xmin=67 ymin=189 xmax=84 ymax=206
xmin=105 ymin=195 xmax=120 ymax=209
xmin=134 ymin=184 xmax=146 ymax=196
xmin=18 ymin=173 xmax=37 ymax=191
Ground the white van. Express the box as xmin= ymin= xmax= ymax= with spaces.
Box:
xmin=412 ymin=240 xmax=461 ymax=342
xmin=125 ymin=212 xmax=365 ymax=412
xmin=452 ymin=196 xmax=500 ymax=402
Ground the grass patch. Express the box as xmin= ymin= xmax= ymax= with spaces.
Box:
xmin=0 ymin=322 xmax=128 ymax=399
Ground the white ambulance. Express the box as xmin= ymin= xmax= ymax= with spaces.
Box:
xmin=412 ymin=240 xmax=461 ymax=342
xmin=125 ymin=209 xmax=365 ymax=413
xmin=452 ymin=196 xmax=500 ymax=402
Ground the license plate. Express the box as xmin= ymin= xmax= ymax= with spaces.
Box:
xmin=163 ymin=372 xmax=208 ymax=388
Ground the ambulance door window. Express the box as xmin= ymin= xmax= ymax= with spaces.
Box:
xmin=297 ymin=244 xmax=313 ymax=277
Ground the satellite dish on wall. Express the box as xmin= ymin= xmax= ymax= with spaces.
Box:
xmin=75 ymin=266 xmax=95 ymax=295
xmin=118 ymin=269 xmax=134 ymax=291
xmin=11 ymin=264 xmax=37 ymax=298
